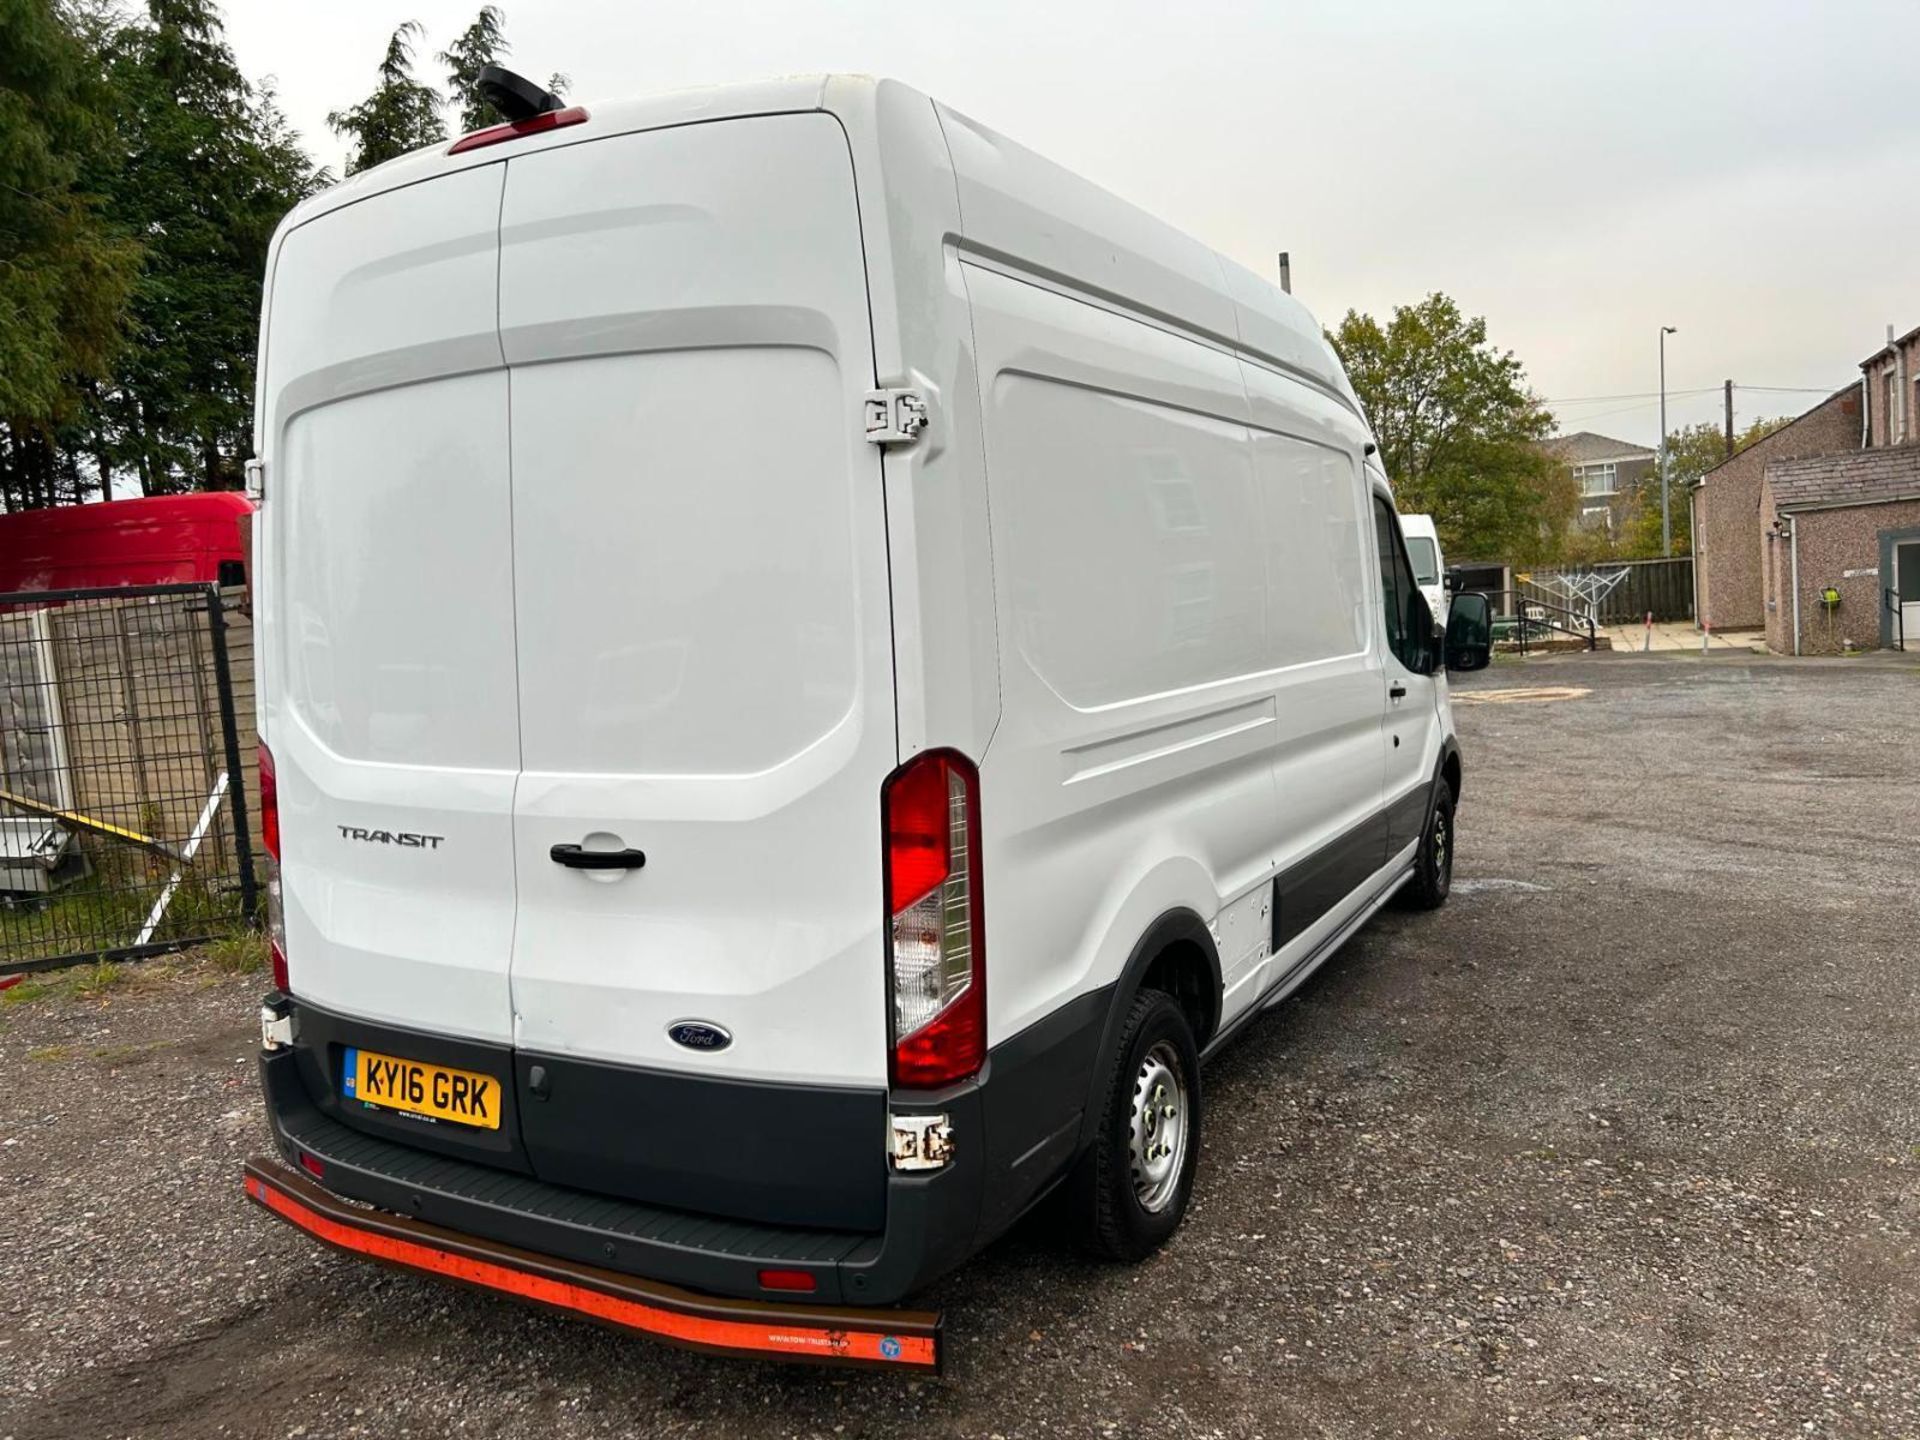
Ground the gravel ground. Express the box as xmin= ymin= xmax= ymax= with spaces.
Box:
xmin=3 ymin=651 xmax=1918 ymax=1439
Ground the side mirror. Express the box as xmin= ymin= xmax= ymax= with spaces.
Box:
xmin=1446 ymin=592 xmax=1494 ymax=672
xmin=1443 ymin=570 xmax=1459 ymax=593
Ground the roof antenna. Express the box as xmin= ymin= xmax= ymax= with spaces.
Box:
xmin=476 ymin=64 xmax=564 ymax=123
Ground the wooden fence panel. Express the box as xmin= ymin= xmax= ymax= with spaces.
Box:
xmin=1517 ymin=557 xmax=1695 ymax=623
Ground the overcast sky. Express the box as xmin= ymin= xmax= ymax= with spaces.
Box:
xmin=223 ymin=0 xmax=1920 ymax=449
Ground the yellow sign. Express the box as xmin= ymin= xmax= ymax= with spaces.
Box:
xmin=343 ymin=1047 xmax=502 ymax=1129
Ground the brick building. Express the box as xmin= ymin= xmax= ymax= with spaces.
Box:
xmin=1692 ymin=388 xmax=1861 ymax=630
xmin=1691 ymin=320 xmax=1920 ymax=655
xmin=1762 ymin=449 xmax=1920 ymax=654
xmin=1540 ymin=431 xmax=1654 ymax=536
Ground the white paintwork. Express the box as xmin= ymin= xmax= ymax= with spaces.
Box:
xmin=252 ymin=77 xmax=1457 ymax=1105
xmin=1399 ymin=512 xmax=1447 ymax=620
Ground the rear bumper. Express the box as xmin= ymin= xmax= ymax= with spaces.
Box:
xmin=242 ymin=1157 xmax=942 ymax=1371
xmin=258 ymin=1038 xmax=982 ymax=1307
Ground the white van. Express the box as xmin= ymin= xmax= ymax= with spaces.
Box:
xmin=1399 ymin=512 xmax=1448 ymax=620
xmin=245 ymin=72 xmax=1492 ymax=1369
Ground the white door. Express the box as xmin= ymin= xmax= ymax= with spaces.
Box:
xmin=497 ymin=115 xmax=897 ymax=1088
xmin=259 ymin=165 xmax=523 ymax=1043
xmin=1898 ymin=542 xmax=1920 ymax=649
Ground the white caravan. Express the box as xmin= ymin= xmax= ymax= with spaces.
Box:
xmin=1399 ymin=512 xmax=1448 ymax=619
xmin=245 ymin=70 xmax=1493 ymax=1369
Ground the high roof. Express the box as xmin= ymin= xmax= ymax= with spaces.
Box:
xmin=1541 ymin=431 xmax=1654 ymax=464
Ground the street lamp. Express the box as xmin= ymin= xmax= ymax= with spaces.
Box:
xmin=1660 ymin=325 xmax=1677 ymax=557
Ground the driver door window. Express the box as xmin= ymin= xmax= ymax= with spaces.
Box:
xmin=1372 ymin=498 xmax=1424 ymax=670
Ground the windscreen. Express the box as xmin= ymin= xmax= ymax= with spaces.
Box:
xmin=1406 ymin=536 xmax=1440 ymax=585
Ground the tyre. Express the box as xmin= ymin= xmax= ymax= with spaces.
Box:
xmin=1075 ymin=987 xmax=1202 ymax=1261
xmin=1400 ymin=777 xmax=1454 ymax=910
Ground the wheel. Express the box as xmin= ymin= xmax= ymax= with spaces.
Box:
xmin=1075 ymin=988 xmax=1202 ymax=1261
xmin=1400 ymin=777 xmax=1454 ymax=910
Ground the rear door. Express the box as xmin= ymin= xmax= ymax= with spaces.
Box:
xmin=260 ymin=166 xmax=521 ymax=1044
xmin=496 ymin=116 xmax=896 ymax=1091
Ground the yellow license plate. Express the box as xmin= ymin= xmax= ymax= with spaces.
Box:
xmin=342 ymin=1047 xmax=501 ymax=1130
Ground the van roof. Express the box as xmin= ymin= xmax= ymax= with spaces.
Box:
xmin=281 ymin=75 xmax=1356 ymax=418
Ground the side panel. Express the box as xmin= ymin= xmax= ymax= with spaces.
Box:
xmin=1238 ymin=360 xmax=1387 ymax=959
xmin=961 ymin=261 xmax=1280 ymax=1046
xmin=259 ymin=166 xmax=521 ymax=1044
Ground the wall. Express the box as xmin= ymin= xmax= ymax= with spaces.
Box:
xmin=1696 ymin=388 xmax=1860 ymax=631
xmin=1863 ymin=332 xmax=1920 ymax=448
xmin=1764 ymin=498 xmax=1920 ymax=655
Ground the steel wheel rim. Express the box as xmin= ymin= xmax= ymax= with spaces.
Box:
xmin=1433 ymin=805 xmax=1452 ymax=888
xmin=1129 ymin=1040 xmax=1189 ymax=1214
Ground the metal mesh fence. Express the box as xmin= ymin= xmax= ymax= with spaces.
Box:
xmin=0 ymin=584 xmax=257 ymax=974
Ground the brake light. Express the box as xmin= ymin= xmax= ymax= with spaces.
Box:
xmin=447 ymin=105 xmax=588 ymax=155
xmin=259 ymin=742 xmax=289 ymax=992
xmin=883 ymin=750 xmax=985 ymax=1089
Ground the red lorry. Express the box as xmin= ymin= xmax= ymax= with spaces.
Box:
xmin=0 ymin=493 xmax=252 ymax=595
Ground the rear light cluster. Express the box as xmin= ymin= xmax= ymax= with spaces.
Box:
xmin=883 ymin=750 xmax=985 ymax=1089
xmin=258 ymin=741 xmax=288 ymax=992
xmin=447 ymin=105 xmax=588 ymax=155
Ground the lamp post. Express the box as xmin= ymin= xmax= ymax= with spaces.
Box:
xmin=1660 ymin=325 xmax=1677 ymax=557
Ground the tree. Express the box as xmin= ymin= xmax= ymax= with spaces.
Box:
xmin=438 ymin=8 xmax=566 ymax=135
xmin=1328 ymin=293 xmax=1565 ymax=563
xmin=0 ymin=0 xmax=140 ymax=509
xmin=92 ymin=0 xmax=326 ymax=496
xmin=438 ymin=5 xmax=506 ymax=133
xmin=1616 ymin=416 xmax=1791 ymax=559
xmin=329 ymin=21 xmax=445 ymax=175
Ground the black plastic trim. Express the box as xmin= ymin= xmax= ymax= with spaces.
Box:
xmin=1273 ymin=811 xmax=1390 ymax=949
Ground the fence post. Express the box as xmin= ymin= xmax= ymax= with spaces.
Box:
xmin=204 ymin=587 xmax=259 ymax=923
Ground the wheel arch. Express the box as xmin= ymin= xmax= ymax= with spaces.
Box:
xmin=1075 ymin=907 xmax=1221 ymax=1151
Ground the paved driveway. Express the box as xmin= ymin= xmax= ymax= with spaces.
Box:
xmin=3 ymin=652 xmax=1916 ymax=1439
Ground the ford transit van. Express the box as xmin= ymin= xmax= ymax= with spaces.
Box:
xmin=245 ymin=73 xmax=1493 ymax=1369
xmin=1399 ymin=512 xmax=1447 ymax=619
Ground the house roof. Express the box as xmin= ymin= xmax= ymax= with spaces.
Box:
xmin=1767 ymin=446 xmax=1920 ymax=512
xmin=1860 ymin=320 xmax=1920 ymax=369
xmin=1696 ymin=384 xmax=1858 ymax=486
xmin=1541 ymin=431 xmax=1655 ymax=464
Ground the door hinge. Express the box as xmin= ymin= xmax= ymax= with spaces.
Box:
xmin=888 ymin=1113 xmax=954 ymax=1171
xmin=244 ymin=457 xmax=266 ymax=500
xmin=864 ymin=389 xmax=928 ymax=447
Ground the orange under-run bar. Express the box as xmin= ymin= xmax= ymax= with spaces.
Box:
xmin=242 ymin=1158 xmax=940 ymax=1371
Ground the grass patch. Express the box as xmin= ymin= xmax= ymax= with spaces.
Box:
xmin=1 ymin=979 xmax=53 ymax=1007
xmin=27 ymin=1044 xmax=69 ymax=1062
xmin=206 ymin=931 xmax=269 ymax=976
xmin=69 ymin=961 xmax=124 ymax=998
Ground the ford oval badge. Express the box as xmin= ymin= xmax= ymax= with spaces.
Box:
xmin=668 ymin=1020 xmax=732 ymax=1053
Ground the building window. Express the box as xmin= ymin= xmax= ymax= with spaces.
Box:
xmin=1573 ymin=462 xmax=1618 ymax=497
xmin=1579 ymin=504 xmax=1612 ymax=531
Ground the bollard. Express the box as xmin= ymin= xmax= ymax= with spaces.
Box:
xmin=1702 ymin=620 xmax=1710 ymax=655
xmin=1643 ymin=611 xmax=1653 ymax=652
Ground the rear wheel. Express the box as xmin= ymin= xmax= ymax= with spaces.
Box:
xmin=1400 ymin=777 xmax=1454 ymax=910
xmin=1076 ymin=988 xmax=1202 ymax=1261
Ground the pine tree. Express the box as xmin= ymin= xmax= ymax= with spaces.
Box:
xmin=0 ymin=0 xmax=140 ymax=510
xmin=328 ymin=21 xmax=446 ymax=176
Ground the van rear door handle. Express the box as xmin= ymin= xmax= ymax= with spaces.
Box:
xmin=1389 ymin=682 xmax=1407 ymax=700
xmin=549 ymin=843 xmax=647 ymax=870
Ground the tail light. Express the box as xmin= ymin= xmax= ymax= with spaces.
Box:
xmin=883 ymin=750 xmax=984 ymax=1089
xmin=259 ymin=741 xmax=289 ymax=992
